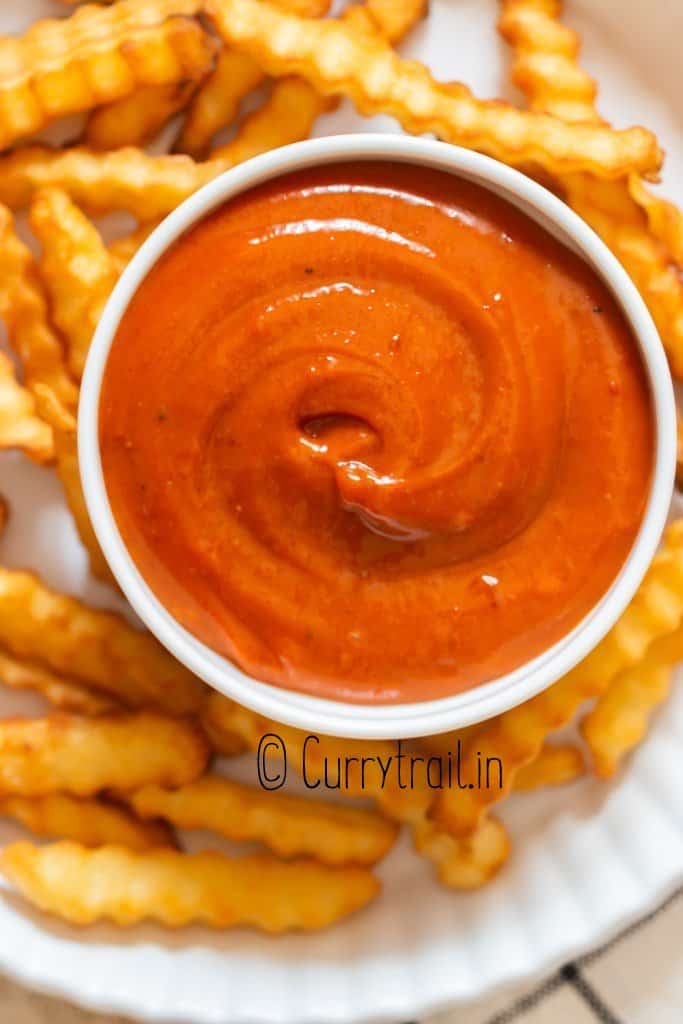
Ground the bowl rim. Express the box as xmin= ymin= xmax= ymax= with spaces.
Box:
xmin=79 ymin=132 xmax=676 ymax=739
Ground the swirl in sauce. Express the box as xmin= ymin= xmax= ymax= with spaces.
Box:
xmin=100 ymin=163 xmax=653 ymax=703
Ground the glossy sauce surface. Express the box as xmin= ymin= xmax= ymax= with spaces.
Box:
xmin=100 ymin=163 xmax=653 ymax=703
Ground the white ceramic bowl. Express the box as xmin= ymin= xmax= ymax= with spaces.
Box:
xmin=79 ymin=133 xmax=676 ymax=740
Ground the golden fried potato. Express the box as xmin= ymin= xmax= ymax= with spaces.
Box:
xmin=677 ymin=409 xmax=683 ymax=491
xmin=208 ymin=0 xmax=660 ymax=178
xmin=0 ymin=841 xmax=380 ymax=931
xmin=30 ymin=188 xmax=118 ymax=381
xmin=364 ymin=0 xmax=429 ymax=44
xmin=412 ymin=816 xmax=511 ymax=890
xmin=212 ymin=76 xmax=332 ymax=161
xmin=0 ymin=649 xmax=118 ymax=715
xmin=0 ymin=73 xmax=325 ymax=219
xmin=177 ymin=0 xmax=331 ymax=159
xmin=0 ymin=712 xmax=208 ymax=797
xmin=432 ymin=519 xmax=683 ymax=836
xmin=0 ymin=794 xmax=174 ymax=851
xmin=201 ymin=693 xmax=432 ymax=824
xmin=0 ymin=567 xmax=205 ymax=713
xmin=126 ymin=775 xmax=398 ymax=866
xmin=629 ymin=174 xmax=683 ymax=266
xmin=85 ymin=80 xmax=204 ymax=152
xmin=498 ymin=0 xmax=598 ymax=124
xmin=514 ymin=742 xmax=585 ymax=791
xmin=0 ymin=351 xmax=53 ymax=463
xmin=564 ymin=173 xmax=683 ymax=379
xmin=497 ymin=0 xmax=683 ymax=378
xmin=0 ymin=0 xmax=212 ymax=150
xmin=32 ymin=384 xmax=113 ymax=585
xmin=0 ymin=145 xmax=218 ymax=219
xmin=175 ymin=49 xmax=266 ymax=159
xmin=580 ymin=626 xmax=683 ymax=777
xmin=0 ymin=206 xmax=76 ymax=410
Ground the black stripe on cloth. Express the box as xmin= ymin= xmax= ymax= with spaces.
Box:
xmin=560 ymin=963 xmax=622 ymax=1024
xmin=578 ymin=883 xmax=683 ymax=968
xmin=482 ymin=971 xmax=566 ymax=1024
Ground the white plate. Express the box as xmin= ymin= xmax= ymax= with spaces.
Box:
xmin=1 ymin=1 xmax=682 ymax=1021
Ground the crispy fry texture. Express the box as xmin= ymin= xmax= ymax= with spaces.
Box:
xmin=175 ymin=49 xmax=265 ymax=158
xmin=365 ymin=0 xmax=429 ymax=44
xmin=86 ymin=80 xmax=204 ymax=151
xmin=0 ymin=145 xmax=220 ymax=219
xmin=212 ymin=75 xmax=332 ymax=160
xmin=498 ymin=0 xmax=598 ymax=124
xmin=126 ymin=776 xmax=398 ymax=865
xmin=30 ymin=188 xmax=118 ymax=381
xmin=0 ymin=841 xmax=380 ymax=931
xmin=0 ymin=352 xmax=53 ymax=463
xmin=0 ymin=794 xmax=174 ymax=851
xmin=498 ymin=0 xmax=683 ymax=378
xmin=432 ymin=520 xmax=683 ymax=835
xmin=208 ymin=0 xmax=660 ymax=178
xmin=412 ymin=816 xmax=511 ymax=890
xmin=0 ymin=0 xmax=211 ymax=150
xmin=564 ymin=174 xmax=683 ymax=378
xmin=32 ymin=384 xmax=113 ymax=584
xmin=580 ymin=627 xmax=683 ymax=777
xmin=0 ymin=712 xmax=208 ymax=797
xmin=0 ymin=567 xmax=205 ymax=713
xmin=628 ymin=174 xmax=683 ymax=266
xmin=0 ymin=650 xmax=118 ymax=715
xmin=176 ymin=0 xmax=330 ymax=159
xmin=514 ymin=742 xmax=585 ymax=791
xmin=0 ymin=207 xmax=76 ymax=410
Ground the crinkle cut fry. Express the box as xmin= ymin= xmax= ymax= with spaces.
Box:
xmin=176 ymin=0 xmax=332 ymax=160
xmin=0 ymin=351 xmax=54 ymax=463
xmin=498 ymin=0 xmax=599 ymax=124
xmin=0 ymin=566 xmax=205 ymax=714
xmin=513 ymin=742 xmax=584 ymax=791
xmin=564 ymin=173 xmax=683 ymax=379
xmin=581 ymin=626 xmax=683 ymax=778
xmin=0 ymin=206 xmax=76 ymax=411
xmin=498 ymin=0 xmax=683 ymax=377
xmin=30 ymin=188 xmax=118 ymax=381
xmin=175 ymin=0 xmax=422 ymax=159
xmin=201 ymin=694 xmax=511 ymax=888
xmin=0 ymin=649 xmax=118 ymax=715
xmin=126 ymin=775 xmax=399 ymax=866
xmin=207 ymin=0 xmax=660 ymax=178
xmin=0 ymin=793 xmax=174 ymax=851
xmin=0 ymin=70 xmax=329 ymax=219
xmin=413 ymin=816 xmax=510 ymax=890
xmin=212 ymin=76 xmax=333 ymax=161
xmin=174 ymin=49 xmax=267 ymax=158
xmin=85 ymin=80 xmax=204 ymax=151
xmin=0 ymin=146 xmax=220 ymax=219
xmin=628 ymin=173 xmax=683 ymax=268
xmin=32 ymin=383 xmax=114 ymax=585
xmin=0 ymin=0 xmax=210 ymax=150
xmin=432 ymin=519 xmax=683 ymax=836
xmin=0 ymin=712 xmax=209 ymax=796
xmin=0 ymin=841 xmax=380 ymax=931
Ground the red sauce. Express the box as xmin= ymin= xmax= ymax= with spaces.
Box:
xmin=99 ymin=162 xmax=653 ymax=703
